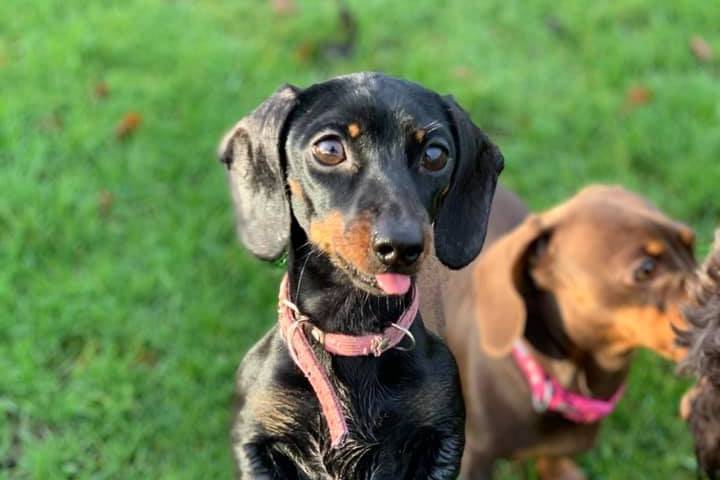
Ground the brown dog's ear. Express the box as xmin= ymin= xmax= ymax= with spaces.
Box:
xmin=434 ymin=96 xmax=504 ymax=269
xmin=218 ymin=85 xmax=299 ymax=261
xmin=473 ymin=215 xmax=547 ymax=357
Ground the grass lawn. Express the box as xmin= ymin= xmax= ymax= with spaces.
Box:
xmin=1 ymin=0 xmax=718 ymax=478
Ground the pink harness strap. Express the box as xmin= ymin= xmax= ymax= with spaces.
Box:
xmin=511 ymin=341 xmax=625 ymax=424
xmin=277 ymin=274 xmax=418 ymax=447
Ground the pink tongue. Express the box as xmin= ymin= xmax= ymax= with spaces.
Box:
xmin=374 ymin=273 xmax=411 ymax=295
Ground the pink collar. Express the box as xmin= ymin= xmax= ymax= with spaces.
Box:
xmin=277 ymin=274 xmax=419 ymax=447
xmin=511 ymin=341 xmax=625 ymax=423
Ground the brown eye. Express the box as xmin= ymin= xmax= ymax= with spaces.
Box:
xmin=421 ymin=145 xmax=449 ymax=172
xmin=312 ymin=137 xmax=346 ymax=166
xmin=634 ymin=256 xmax=657 ymax=282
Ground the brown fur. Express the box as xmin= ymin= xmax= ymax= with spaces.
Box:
xmin=339 ymin=215 xmax=374 ymax=272
xmin=309 ymin=210 xmax=375 ymax=273
xmin=535 ymin=457 xmax=586 ymax=480
xmin=678 ymin=231 xmax=720 ymax=478
xmin=444 ymin=185 xmax=696 ymax=479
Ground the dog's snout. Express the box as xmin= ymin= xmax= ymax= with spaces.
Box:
xmin=373 ymin=224 xmax=424 ymax=268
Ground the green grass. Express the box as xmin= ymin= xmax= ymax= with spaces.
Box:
xmin=1 ymin=0 xmax=718 ymax=478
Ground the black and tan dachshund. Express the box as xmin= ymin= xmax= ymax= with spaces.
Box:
xmin=218 ymin=72 xmax=503 ymax=479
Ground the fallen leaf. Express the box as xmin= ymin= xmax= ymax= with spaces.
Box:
xmin=115 ymin=112 xmax=142 ymax=140
xmin=690 ymin=35 xmax=713 ymax=62
xmin=452 ymin=66 xmax=472 ymax=79
xmin=294 ymin=41 xmax=316 ymax=63
xmin=134 ymin=345 xmax=160 ymax=367
xmin=272 ymin=0 xmax=296 ymax=15
xmin=93 ymin=81 xmax=109 ymax=99
xmin=38 ymin=112 xmax=63 ymax=132
xmin=626 ymin=85 xmax=652 ymax=107
xmin=98 ymin=190 xmax=113 ymax=218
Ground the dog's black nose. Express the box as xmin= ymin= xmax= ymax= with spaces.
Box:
xmin=373 ymin=225 xmax=424 ymax=268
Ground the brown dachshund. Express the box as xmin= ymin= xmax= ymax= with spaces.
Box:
xmin=678 ymin=231 xmax=720 ymax=478
xmin=443 ymin=185 xmax=696 ymax=479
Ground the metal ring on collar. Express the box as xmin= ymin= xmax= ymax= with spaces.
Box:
xmin=532 ymin=379 xmax=554 ymax=413
xmin=285 ymin=318 xmax=311 ymax=364
xmin=390 ymin=322 xmax=416 ymax=352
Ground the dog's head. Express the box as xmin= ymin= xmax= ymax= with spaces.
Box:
xmin=475 ymin=185 xmax=696 ymax=364
xmin=219 ymin=73 xmax=503 ymax=295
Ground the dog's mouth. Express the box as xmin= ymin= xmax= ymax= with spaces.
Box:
xmin=334 ymin=255 xmax=412 ymax=296
xmin=662 ymin=343 xmax=688 ymax=363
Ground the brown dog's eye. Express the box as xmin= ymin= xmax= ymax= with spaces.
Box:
xmin=421 ymin=145 xmax=449 ymax=172
xmin=312 ymin=137 xmax=346 ymax=166
xmin=634 ymin=256 xmax=657 ymax=282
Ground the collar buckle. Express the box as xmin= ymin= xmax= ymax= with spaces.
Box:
xmin=371 ymin=335 xmax=390 ymax=356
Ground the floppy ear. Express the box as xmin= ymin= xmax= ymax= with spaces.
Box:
xmin=434 ymin=96 xmax=504 ymax=269
xmin=472 ymin=215 xmax=547 ymax=357
xmin=218 ymin=85 xmax=299 ymax=260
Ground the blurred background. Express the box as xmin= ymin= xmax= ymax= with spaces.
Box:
xmin=1 ymin=0 xmax=718 ymax=478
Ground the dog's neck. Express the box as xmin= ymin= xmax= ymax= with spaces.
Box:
xmin=523 ymin=286 xmax=628 ymax=398
xmin=522 ymin=278 xmax=575 ymax=360
xmin=285 ymin=223 xmax=412 ymax=335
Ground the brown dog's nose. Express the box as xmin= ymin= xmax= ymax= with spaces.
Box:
xmin=373 ymin=225 xmax=424 ymax=268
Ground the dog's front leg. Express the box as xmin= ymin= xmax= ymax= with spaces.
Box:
xmin=423 ymin=431 xmax=465 ymax=480
xmin=235 ymin=439 xmax=301 ymax=480
xmin=375 ymin=429 xmax=463 ymax=480
xmin=234 ymin=441 xmax=276 ymax=479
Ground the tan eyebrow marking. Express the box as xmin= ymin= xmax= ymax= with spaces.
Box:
xmin=414 ymin=129 xmax=426 ymax=143
xmin=347 ymin=122 xmax=361 ymax=139
xmin=679 ymin=228 xmax=695 ymax=247
xmin=645 ymin=240 xmax=665 ymax=256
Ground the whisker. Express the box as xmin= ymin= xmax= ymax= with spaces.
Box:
xmin=294 ymin=249 xmax=314 ymax=301
xmin=423 ymin=120 xmax=443 ymax=134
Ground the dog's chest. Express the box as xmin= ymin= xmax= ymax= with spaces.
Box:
xmin=275 ymin=380 xmax=427 ymax=479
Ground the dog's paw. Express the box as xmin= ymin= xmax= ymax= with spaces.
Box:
xmin=536 ymin=456 xmax=587 ymax=480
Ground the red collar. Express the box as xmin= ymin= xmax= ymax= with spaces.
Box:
xmin=277 ymin=274 xmax=419 ymax=447
xmin=511 ymin=341 xmax=625 ymax=423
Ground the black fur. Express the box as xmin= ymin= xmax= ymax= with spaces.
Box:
xmin=434 ymin=96 xmax=504 ymax=269
xmin=221 ymin=73 xmax=503 ymax=478
xmin=220 ymin=85 xmax=298 ymax=260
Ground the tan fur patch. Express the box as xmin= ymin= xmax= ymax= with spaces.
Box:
xmin=414 ymin=129 xmax=426 ymax=143
xmin=680 ymin=227 xmax=695 ymax=248
xmin=309 ymin=211 xmax=374 ymax=272
xmin=339 ymin=216 xmax=374 ymax=272
xmin=611 ymin=304 xmax=687 ymax=361
xmin=288 ymin=179 xmax=303 ymax=199
xmin=309 ymin=210 xmax=344 ymax=253
xmin=645 ymin=240 xmax=665 ymax=256
xmin=536 ymin=457 xmax=586 ymax=480
xmin=247 ymin=388 xmax=298 ymax=436
xmin=347 ymin=122 xmax=361 ymax=139
xmin=680 ymin=383 xmax=701 ymax=420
